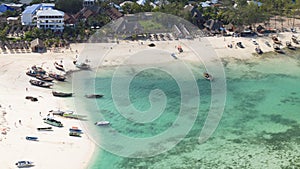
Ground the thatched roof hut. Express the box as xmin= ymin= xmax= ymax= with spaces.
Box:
xmin=31 ymin=38 xmax=45 ymax=53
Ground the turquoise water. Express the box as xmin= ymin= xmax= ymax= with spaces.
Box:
xmin=70 ymin=52 xmax=300 ymax=169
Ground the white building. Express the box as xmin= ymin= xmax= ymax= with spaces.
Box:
xmin=21 ymin=4 xmax=42 ymax=25
xmin=36 ymin=8 xmax=64 ymax=32
xmin=21 ymin=3 xmax=64 ymax=32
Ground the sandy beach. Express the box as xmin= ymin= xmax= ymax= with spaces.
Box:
xmin=0 ymin=29 xmax=299 ymax=168
xmin=0 ymin=46 xmax=94 ymax=169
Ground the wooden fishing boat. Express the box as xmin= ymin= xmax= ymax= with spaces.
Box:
xmin=37 ymin=127 xmax=52 ymax=131
xmin=286 ymin=41 xmax=296 ymax=50
xmin=63 ymin=113 xmax=87 ymax=120
xmin=15 ymin=161 xmax=34 ymax=168
xmin=43 ymin=118 xmax=63 ymax=127
xmin=69 ymin=132 xmax=81 ymax=137
xmin=26 ymin=70 xmax=38 ymax=77
xmin=272 ymin=35 xmax=282 ymax=45
xmin=292 ymin=35 xmax=299 ymax=44
xmin=255 ymin=47 xmax=263 ymax=54
xmin=52 ymin=91 xmax=73 ymax=97
xmin=69 ymin=127 xmax=83 ymax=133
xmin=29 ymin=79 xmax=52 ymax=88
xmin=273 ymin=43 xmax=284 ymax=54
xmin=236 ymin=42 xmax=245 ymax=48
xmin=31 ymin=65 xmax=46 ymax=74
xmin=25 ymin=136 xmax=38 ymax=141
xmin=85 ymin=94 xmax=104 ymax=98
xmin=48 ymin=72 xmax=66 ymax=81
xmin=75 ymin=62 xmax=90 ymax=70
xmin=54 ymin=62 xmax=65 ymax=71
xmin=36 ymin=74 xmax=54 ymax=82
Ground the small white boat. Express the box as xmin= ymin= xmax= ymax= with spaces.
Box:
xmin=95 ymin=121 xmax=110 ymax=126
xmin=203 ymin=72 xmax=213 ymax=81
xmin=15 ymin=161 xmax=34 ymax=168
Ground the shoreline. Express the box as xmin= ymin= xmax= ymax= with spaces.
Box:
xmin=1 ymin=30 xmax=300 ymax=168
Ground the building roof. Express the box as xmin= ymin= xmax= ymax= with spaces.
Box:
xmin=36 ymin=9 xmax=64 ymax=16
xmin=0 ymin=4 xmax=14 ymax=13
xmin=4 ymin=3 xmax=24 ymax=8
xmin=23 ymin=4 xmax=42 ymax=14
xmin=31 ymin=38 xmax=45 ymax=48
xmin=106 ymin=8 xmax=123 ymax=20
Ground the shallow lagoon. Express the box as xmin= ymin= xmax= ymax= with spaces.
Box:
xmin=67 ymin=52 xmax=300 ymax=169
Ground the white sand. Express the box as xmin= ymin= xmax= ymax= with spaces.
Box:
xmin=0 ymin=47 xmax=94 ymax=169
xmin=0 ymin=30 xmax=299 ymax=168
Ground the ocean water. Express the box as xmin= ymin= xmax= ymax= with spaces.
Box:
xmin=69 ymin=51 xmax=300 ymax=169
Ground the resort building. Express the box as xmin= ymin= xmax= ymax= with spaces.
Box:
xmin=36 ymin=9 xmax=64 ymax=32
xmin=21 ymin=3 xmax=64 ymax=32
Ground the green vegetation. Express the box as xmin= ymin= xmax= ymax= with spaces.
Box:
xmin=139 ymin=20 xmax=164 ymax=32
xmin=55 ymin=0 xmax=83 ymax=14
xmin=2 ymin=0 xmax=300 ymax=46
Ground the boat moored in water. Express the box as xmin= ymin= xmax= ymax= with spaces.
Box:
xmin=85 ymin=94 xmax=104 ymax=98
xmin=48 ymin=72 xmax=66 ymax=81
xmin=203 ymin=72 xmax=213 ymax=81
xmin=95 ymin=121 xmax=110 ymax=126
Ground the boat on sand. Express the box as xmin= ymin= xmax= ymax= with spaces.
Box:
xmin=48 ymin=72 xmax=66 ymax=81
xmin=15 ymin=161 xmax=34 ymax=168
xmin=36 ymin=74 xmax=54 ymax=82
xmin=43 ymin=118 xmax=63 ymax=127
xmin=54 ymin=62 xmax=65 ymax=71
xmin=29 ymin=79 xmax=52 ymax=88
xmin=25 ymin=136 xmax=38 ymax=141
xmin=52 ymin=91 xmax=73 ymax=97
